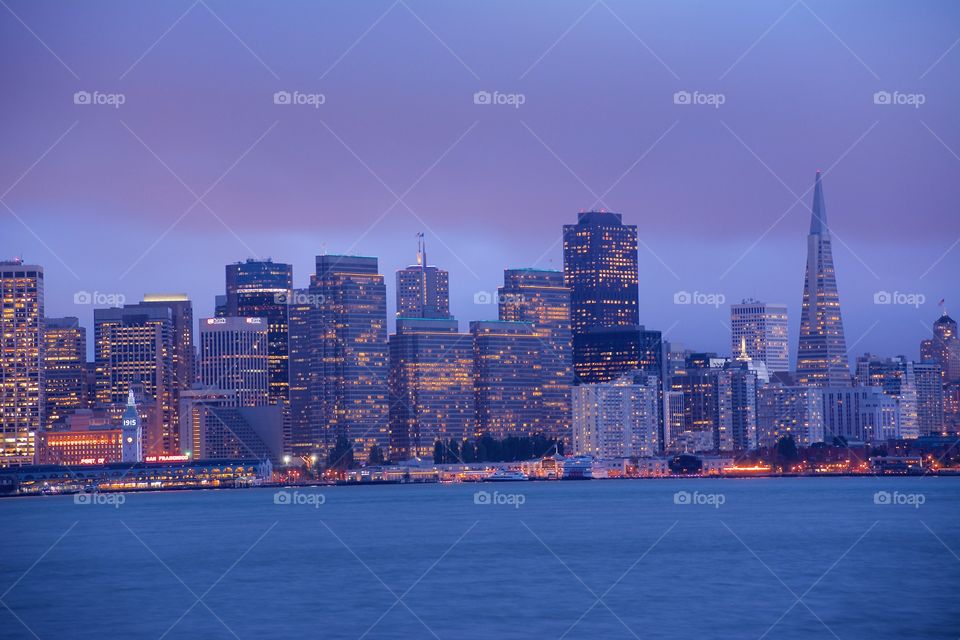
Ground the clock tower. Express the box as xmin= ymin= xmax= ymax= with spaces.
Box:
xmin=121 ymin=388 xmax=143 ymax=463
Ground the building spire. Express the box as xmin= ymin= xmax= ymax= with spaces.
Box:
xmin=126 ymin=387 xmax=136 ymax=407
xmin=810 ymin=170 xmax=828 ymax=235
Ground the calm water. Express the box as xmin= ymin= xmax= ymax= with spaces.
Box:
xmin=2 ymin=477 xmax=958 ymax=639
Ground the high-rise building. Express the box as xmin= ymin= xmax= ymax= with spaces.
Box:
xmin=921 ymin=312 xmax=960 ymax=384
xmin=1 ymin=260 xmax=43 ymax=466
xmin=395 ymin=235 xmax=450 ymax=319
xmin=471 ymin=320 xmax=542 ymax=439
xmin=670 ymin=355 xmax=756 ymax=452
xmin=182 ymin=404 xmax=284 ymax=464
xmin=730 ymin=300 xmax=789 ymax=373
xmin=563 ymin=211 xmax=640 ymax=383
xmin=140 ymin=294 xmax=194 ymax=390
xmin=94 ymin=304 xmax=176 ymax=454
xmin=572 ymin=370 xmax=660 ymax=458
xmin=224 ymin=259 xmax=293 ymax=406
xmin=198 ymin=317 xmax=269 ymax=407
xmin=498 ymin=269 xmax=573 ymax=441
xmin=854 ymin=354 xmax=944 ymax=438
xmin=308 ymin=255 xmax=389 ymax=461
xmin=796 ymin=171 xmax=851 ymax=387
xmin=42 ymin=316 xmax=86 ymax=429
xmin=388 ymin=318 xmax=474 ymax=460
xmin=287 ymin=288 xmax=315 ymax=457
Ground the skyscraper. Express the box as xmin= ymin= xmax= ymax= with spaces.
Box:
xmin=572 ymin=371 xmax=660 ymax=458
xmin=395 ymin=235 xmax=450 ymax=319
xmin=94 ymin=304 xmax=176 ymax=454
xmin=224 ymin=259 xmax=293 ymax=406
xmin=471 ymin=320 xmax=542 ymax=439
xmin=796 ymin=171 xmax=851 ymax=387
xmin=42 ymin=316 xmax=87 ymax=429
xmin=730 ymin=300 xmax=789 ymax=373
xmin=921 ymin=312 xmax=960 ymax=384
xmin=140 ymin=294 xmax=195 ymax=391
xmin=388 ymin=318 xmax=475 ymax=460
xmin=562 ymin=211 xmax=641 ymax=384
xmin=198 ymin=317 xmax=269 ymax=407
xmin=309 ymin=255 xmax=389 ymax=461
xmin=1 ymin=260 xmax=43 ymax=466
xmin=498 ymin=269 xmax=573 ymax=441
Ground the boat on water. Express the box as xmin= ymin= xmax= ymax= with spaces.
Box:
xmin=485 ymin=469 xmax=528 ymax=482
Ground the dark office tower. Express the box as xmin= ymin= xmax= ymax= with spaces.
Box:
xmin=42 ymin=317 xmax=87 ymax=429
xmin=141 ymin=294 xmax=194 ymax=390
xmin=562 ymin=211 xmax=641 ymax=383
xmin=921 ymin=312 xmax=960 ymax=384
xmin=499 ymin=269 xmax=573 ymax=441
xmin=389 ymin=318 xmax=475 ymax=460
xmin=94 ymin=304 xmax=176 ymax=454
xmin=287 ymin=289 xmax=315 ymax=457
xmin=396 ymin=235 xmax=450 ymax=319
xmin=471 ymin=321 xmax=543 ymax=439
xmin=310 ymin=256 xmax=389 ymax=461
xmin=1 ymin=260 xmax=43 ymax=466
xmin=225 ymin=259 xmax=293 ymax=407
xmin=796 ymin=172 xmax=851 ymax=387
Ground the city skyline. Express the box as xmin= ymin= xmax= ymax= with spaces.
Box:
xmin=4 ymin=1 xmax=958 ymax=363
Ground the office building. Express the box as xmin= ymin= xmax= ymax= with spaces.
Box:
xmin=498 ymin=268 xmax=573 ymax=441
xmin=388 ymin=318 xmax=474 ymax=460
xmin=140 ymin=294 xmax=194 ymax=390
xmin=1 ymin=260 xmax=44 ymax=466
xmin=181 ymin=405 xmax=284 ymax=464
xmin=42 ymin=316 xmax=86 ymax=429
xmin=796 ymin=171 xmax=851 ymax=386
xmin=471 ymin=320 xmax=542 ymax=439
xmin=921 ymin=312 xmax=960 ymax=384
xmin=198 ymin=317 xmax=269 ymax=407
xmin=224 ymin=259 xmax=293 ymax=406
xmin=730 ymin=300 xmax=789 ymax=373
xmin=756 ymin=383 xmax=825 ymax=447
xmin=822 ymin=386 xmax=900 ymax=442
xmin=395 ymin=235 xmax=450 ymax=319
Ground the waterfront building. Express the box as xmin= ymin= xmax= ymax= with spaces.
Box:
xmin=121 ymin=388 xmax=142 ymax=463
xmin=571 ymin=371 xmax=660 ymax=458
xmin=42 ymin=316 xmax=86 ymax=429
xmin=224 ymin=259 xmax=293 ymax=407
xmin=822 ymin=386 xmax=900 ymax=442
xmin=498 ymin=268 xmax=573 ymax=441
xmin=395 ymin=235 xmax=450 ymax=319
xmin=796 ymin=172 xmax=851 ymax=387
xmin=471 ymin=320 xmax=542 ymax=439
xmin=562 ymin=211 xmax=640 ymax=383
xmin=182 ymin=405 xmax=284 ymax=464
xmin=0 ymin=260 xmax=43 ymax=466
xmin=93 ymin=304 xmax=176 ymax=454
xmin=37 ymin=428 xmax=122 ymax=466
xmin=730 ymin=300 xmax=789 ymax=373
xmin=388 ymin=318 xmax=474 ymax=460
xmin=198 ymin=317 xmax=269 ymax=407
xmin=307 ymin=255 xmax=390 ymax=461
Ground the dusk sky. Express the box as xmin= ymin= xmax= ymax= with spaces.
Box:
xmin=3 ymin=0 xmax=958 ymax=362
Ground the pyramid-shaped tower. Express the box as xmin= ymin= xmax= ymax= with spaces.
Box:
xmin=796 ymin=171 xmax=851 ymax=386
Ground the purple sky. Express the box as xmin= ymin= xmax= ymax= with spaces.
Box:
xmin=3 ymin=0 xmax=959 ymax=364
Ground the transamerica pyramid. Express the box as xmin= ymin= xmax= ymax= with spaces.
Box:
xmin=796 ymin=171 xmax=851 ymax=386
